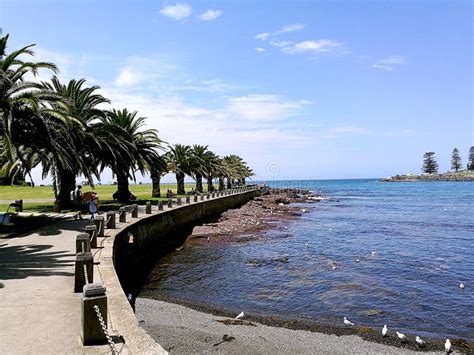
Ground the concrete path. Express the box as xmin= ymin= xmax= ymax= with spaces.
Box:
xmin=0 ymin=218 xmax=110 ymax=354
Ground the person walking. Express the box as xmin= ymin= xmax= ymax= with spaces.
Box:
xmin=88 ymin=192 xmax=99 ymax=220
xmin=72 ymin=185 xmax=84 ymax=220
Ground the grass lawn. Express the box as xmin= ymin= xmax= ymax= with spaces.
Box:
xmin=0 ymin=182 xmax=199 ymax=201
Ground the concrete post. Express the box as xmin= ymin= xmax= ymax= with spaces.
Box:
xmin=211 ymin=193 xmax=215 ymax=198
xmin=158 ymin=201 xmax=164 ymax=211
xmin=186 ymin=196 xmax=190 ymax=204
xmin=206 ymin=193 xmax=210 ymax=200
xmin=93 ymin=216 xmax=105 ymax=239
xmin=76 ymin=233 xmax=91 ymax=253
xmin=193 ymin=195 xmax=198 ymax=202
xmin=177 ymin=197 xmax=182 ymax=206
xmin=131 ymin=204 xmax=138 ymax=218
xmin=119 ymin=207 xmax=127 ymax=223
xmin=200 ymin=194 xmax=204 ymax=201
xmin=145 ymin=201 xmax=152 ymax=214
xmin=75 ymin=252 xmax=93 ymax=292
xmin=106 ymin=212 xmax=116 ymax=229
xmin=84 ymin=225 xmax=97 ymax=248
xmin=81 ymin=283 xmax=107 ymax=345
xmin=167 ymin=199 xmax=172 ymax=208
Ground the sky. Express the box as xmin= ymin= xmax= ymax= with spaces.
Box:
xmin=1 ymin=0 xmax=473 ymax=183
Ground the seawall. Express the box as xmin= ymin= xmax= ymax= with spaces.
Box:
xmin=95 ymin=188 xmax=259 ymax=353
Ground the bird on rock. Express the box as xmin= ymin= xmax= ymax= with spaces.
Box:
xmin=415 ymin=336 xmax=425 ymax=347
xmin=382 ymin=325 xmax=388 ymax=337
xmin=445 ymin=339 xmax=451 ymax=353
xmin=396 ymin=332 xmax=407 ymax=342
xmin=343 ymin=317 xmax=354 ymax=326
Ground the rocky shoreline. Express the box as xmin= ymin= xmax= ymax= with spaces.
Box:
xmin=383 ymin=172 xmax=474 ymax=182
xmin=187 ymin=188 xmax=324 ymax=245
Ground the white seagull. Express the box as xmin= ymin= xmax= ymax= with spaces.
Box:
xmin=396 ymin=331 xmax=407 ymax=342
xmin=415 ymin=336 xmax=425 ymax=347
xmin=445 ymin=339 xmax=451 ymax=353
xmin=382 ymin=325 xmax=388 ymax=337
xmin=234 ymin=311 xmax=244 ymax=320
xmin=460 ymin=282 xmax=465 ymax=289
xmin=343 ymin=317 xmax=354 ymax=326
xmin=355 ymin=258 xmax=360 ymax=263
xmin=371 ymin=251 xmax=377 ymax=256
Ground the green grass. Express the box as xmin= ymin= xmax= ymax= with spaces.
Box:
xmin=0 ymin=182 xmax=200 ymax=201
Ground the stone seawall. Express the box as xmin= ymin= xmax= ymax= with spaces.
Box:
xmin=95 ymin=188 xmax=259 ymax=354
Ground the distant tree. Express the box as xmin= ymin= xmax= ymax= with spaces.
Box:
xmin=422 ymin=152 xmax=439 ymax=174
xmin=468 ymin=146 xmax=474 ymax=171
xmin=450 ymin=148 xmax=462 ymax=172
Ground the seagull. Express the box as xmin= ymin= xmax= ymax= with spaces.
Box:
xmin=305 ymin=243 xmax=309 ymax=248
xmin=207 ymin=236 xmax=210 ymax=242
xmin=234 ymin=311 xmax=244 ymax=320
xmin=355 ymin=258 xmax=360 ymax=263
xmin=371 ymin=251 xmax=377 ymax=256
xmin=332 ymin=264 xmax=337 ymax=270
xmin=445 ymin=339 xmax=451 ymax=353
xmin=382 ymin=325 xmax=388 ymax=337
xmin=460 ymin=282 xmax=465 ymax=289
xmin=343 ymin=317 xmax=354 ymax=326
xmin=415 ymin=336 xmax=425 ymax=347
xmin=396 ymin=331 xmax=407 ymax=342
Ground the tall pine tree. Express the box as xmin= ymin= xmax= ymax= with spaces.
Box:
xmin=422 ymin=152 xmax=439 ymax=174
xmin=468 ymin=146 xmax=474 ymax=171
xmin=451 ymin=148 xmax=462 ymax=172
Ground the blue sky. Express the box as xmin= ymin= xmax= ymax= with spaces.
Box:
xmin=2 ymin=0 xmax=472 ymax=182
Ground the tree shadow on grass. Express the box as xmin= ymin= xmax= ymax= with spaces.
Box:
xmin=0 ymin=243 xmax=75 ymax=281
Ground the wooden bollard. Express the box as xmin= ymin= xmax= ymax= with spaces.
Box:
xmin=106 ymin=212 xmax=116 ymax=229
xmin=167 ymin=199 xmax=172 ymax=208
xmin=145 ymin=201 xmax=152 ymax=214
xmin=84 ymin=225 xmax=97 ymax=248
xmin=158 ymin=201 xmax=164 ymax=211
xmin=119 ymin=207 xmax=127 ymax=223
xmin=76 ymin=233 xmax=91 ymax=253
xmin=81 ymin=283 xmax=107 ymax=345
xmin=193 ymin=195 xmax=198 ymax=202
xmin=74 ymin=252 xmax=93 ymax=292
xmin=177 ymin=197 xmax=182 ymax=206
xmin=93 ymin=216 xmax=104 ymax=239
xmin=131 ymin=204 xmax=138 ymax=218
xmin=186 ymin=196 xmax=190 ymax=204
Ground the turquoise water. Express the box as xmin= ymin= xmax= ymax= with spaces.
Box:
xmin=141 ymin=179 xmax=474 ymax=341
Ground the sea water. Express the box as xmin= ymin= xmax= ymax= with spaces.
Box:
xmin=140 ymin=179 xmax=474 ymax=341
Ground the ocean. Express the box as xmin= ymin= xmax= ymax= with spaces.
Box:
xmin=139 ymin=179 xmax=474 ymax=341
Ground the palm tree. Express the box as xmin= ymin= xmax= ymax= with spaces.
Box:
xmin=203 ymin=151 xmax=222 ymax=192
xmin=191 ymin=145 xmax=212 ymax=193
xmin=41 ymin=77 xmax=111 ymax=208
xmin=166 ymin=144 xmax=202 ymax=195
xmin=221 ymin=155 xmax=253 ymax=188
xmin=102 ymin=108 xmax=163 ymax=202
xmin=0 ymin=34 xmax=60 ymax=186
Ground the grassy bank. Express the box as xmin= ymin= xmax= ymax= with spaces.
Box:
xmin=383 ymin=171 xmax=474 ymax=182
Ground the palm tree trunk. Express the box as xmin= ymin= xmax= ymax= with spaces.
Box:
xmin=218 ymin=177 xmax=225 ymax=191
xmin=117 ymin=173 xmax=131 ymax=202
xmin=176 ymin=172 xmax=185 ymax=195
xmin=195 ymin=173 xmax=203 ymax=193
xmin=242 ymin=178 xmax=246 ymax=185
xmin=226 ymin=178 xmax=232 ymax=189
xmin=207 ymin=175 xmax=214 ymax=192
xmin=58 ymin=169 xmax=76 ymax=210
xmin=151 ymin=170 xmax=161 ymax=197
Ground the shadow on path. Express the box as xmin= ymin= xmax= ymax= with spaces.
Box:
xmin=0 ymin=243 xmax=74 ymax=280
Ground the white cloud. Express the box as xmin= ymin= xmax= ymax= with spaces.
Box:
xmin=114 ymin=56 xmax=168 ymax=87
xmin=198 ymin=9 xmax=222 ymax=21
xmin=224 ymin=94 xmax=309 ymax=122
xmin=274 ymin=23 xmax=306 ymax=35
xmin=386 ymin=129 xmax=414 ymax=137
xmin=281 ymin=40 xmax=342 ymax=54
xmin=160 ymin=3 xmax=192 ymax=20
xmin=372 ymin=56 xmax=406 ymax=71
xmin=269 ymin=40 xmax=293 ymax=48
xmin=254 ymin=32 xmax=270 ymax=40
xmin=323 ymin=126 xmax=370 ymax=139
xmin=255 ymin=47 xmax=266 ymax=53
